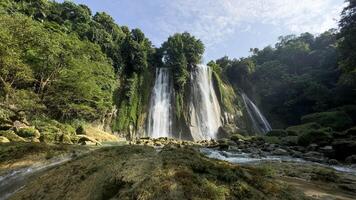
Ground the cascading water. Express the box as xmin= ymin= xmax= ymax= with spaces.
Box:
xmin=241 ymin=93 xmax=272 ymax=134
xmin=189 ymin=64 xmax=222 ymax=140
xmin=147 ymin=68 xmax=172 ymax=138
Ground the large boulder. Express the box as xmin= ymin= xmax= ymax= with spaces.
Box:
xmin=0 ymin=130 xmax=26 ymax=142
xmin=0 ymin=136 xmax=10 ymax=143
xmin=77 ymin=135 xmax=102 ymax=146
xmin=286 ymin=123 xmax=322 ymax=135
xmin=297 ymin=129 xmax=333 ymax=146
xmin=301 ymin=111 xmax=353 ymax=131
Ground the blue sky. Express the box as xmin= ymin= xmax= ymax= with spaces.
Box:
xmin=61 ymin=0 xmax=345 ymax=62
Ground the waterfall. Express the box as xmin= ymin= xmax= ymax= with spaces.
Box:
xmin=189 ymin=64 xmax=222 ymax=140
xmin=147 ymin=68 xmax=172 ymax=138
xmin=241 ymin=93 xmax=272 ymax=134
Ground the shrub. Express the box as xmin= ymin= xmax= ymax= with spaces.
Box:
xmin=301 ymin=111 xmax=353 ymax=131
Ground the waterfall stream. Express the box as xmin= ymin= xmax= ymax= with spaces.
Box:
xmin=241 ymin=93 xmax=272 ymax=134
xmin=189 ymin=64 xmax=222 ymax=140
xmin=147 ymin=68 xmax=172 ymax=138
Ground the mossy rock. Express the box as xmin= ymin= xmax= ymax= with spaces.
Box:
xmin=332 ymin=105 xmax=356 ymax=124
xmin=345 ymin=127 xmax=356 ymax=137
xmin=301 ymin=111 xmax=353 ymax=131
xmin=16 ymin=127 xmax=40 ymax=138
xmin=230 ymin=133 xmax=246 ymax=142
xmin=266 ymin=129 xmax=288 ymax=137
xmin=298 ymin=129 xmax=333 ymax=146
xmin=280 ymin=136 xmax=298 ymax=146
xmin=286 ymin=122 xmax=322 ymax=135
xmin=311 ymin=167 xmax=339 ymax=183
xmin=0 ymin=136 xmax=10 ymax=143
xmin=0 ymin=130 xmax=26 ymax=142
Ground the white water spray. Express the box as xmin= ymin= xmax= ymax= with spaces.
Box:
xmin=189 ymin=64 xmax=222 ymax=140
xmin=147 ymin=68 xmax=172 ymax=138
xmin=241 ymin=93 xmax=272 ymax=134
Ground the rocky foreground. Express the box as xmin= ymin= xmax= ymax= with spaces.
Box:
xmin=1 ymin=142 xmax=356 ymax=200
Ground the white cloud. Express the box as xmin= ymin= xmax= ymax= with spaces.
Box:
xmin=156 ymin=0 xmax=345 ymax=47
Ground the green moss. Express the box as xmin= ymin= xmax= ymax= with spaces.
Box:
xmin=113 ymin=69 xmax=153 ymax=135
xmin=266 ymin=129 xmax=289 ymax=137
xmin=310 ymin=168 xmax=339 ymax=183
xmin=16 ymin=127 xmax=40 ymax=138
xmin=230 ymin=133 xmax=246 ymax=142
xmin=262 ymin=136 xmax=281 ymax=144
xmin=211 ymin=69 xmax=239 ymax=114
xmin=0 ymin=130 xmax=25 ymax=142
xmin=301 ymin=111 xmax=353 ymax=131
xmin=298 ymin=129 xmax=333 ymax=146
xmin=286 ymin=122 xmax=322 ymax=135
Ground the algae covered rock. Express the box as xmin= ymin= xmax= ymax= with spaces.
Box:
xmin=0 ymin=136 xmax=10 ymax=143
xmin=286 ymin=122 xmax=322 ymax=135
xmin=16 ymin=127 xmax=40 ymax=138
xmin=0 ymin=130 xmax=26 ymax=142
xmin=298 ymin=129 xmax=333 ymax=146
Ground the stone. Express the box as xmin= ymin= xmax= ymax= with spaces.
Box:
xmin=61 ymin=134 xmax=73 ymax=144
xmin=0 ymin=130 xmax=26 ymax=142
xmin=332 ymin=139 xmax=356 ymax=160
xmin=328 ymin=159 xmax=340 ymax=165
xmin=0 ymin=136 xmax=10 ymax=143
xmin=307 ymin=143 xmax=319 ymax=151
xmin=16 ymin=127 xmax=41 ymax=138
xmin=272 ymin=148 xmax=289 ymax=156
xmin=345 ymin=155 xmax=356 ymax=164
xmin=77 ymin=135 xmax=102 ymax=146
xmin=13 ymin=120 xmax=29 ymax=130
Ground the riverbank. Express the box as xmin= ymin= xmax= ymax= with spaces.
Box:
xmin=1 ymin=142 xmax=309 ymax=200
xmin=2 ymin=142 xmax=356 ymax=200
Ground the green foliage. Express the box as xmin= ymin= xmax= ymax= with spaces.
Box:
xmin=0 ymin=130 xmax=25 ymax=142
xmin=301 ymin=111 xmax=353 ymax=131
xmin=16 ymin=127 xmax=40 ymax=138
xmin=161 ymin=32 xmax=204 ymax=91
xmin=218 ymin=28 xmax=355 ymax=129
xmin=0 ymin=12 xmax=116 ymax=122
xmin=338 ymin=0 xmax=356 ymax=75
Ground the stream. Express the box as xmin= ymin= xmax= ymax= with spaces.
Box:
xmin=0 ymin=155 xmax=74 ymax=200
xmin=201 ymin=148 xmax=356 ymax=174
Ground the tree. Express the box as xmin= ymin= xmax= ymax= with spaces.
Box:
xmin=161 ymin=32 xmax=204 ymax=90
xmin=339 ymin=0 xmax=356 ymax=73
xmin=0 ymin=15 xmax=34 ymax=102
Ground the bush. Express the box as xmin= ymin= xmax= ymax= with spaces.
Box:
xmin=298 ymin=129 xmax=333 ymax=146
xmin=301 ymin=111 xmax=353 ymax=131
